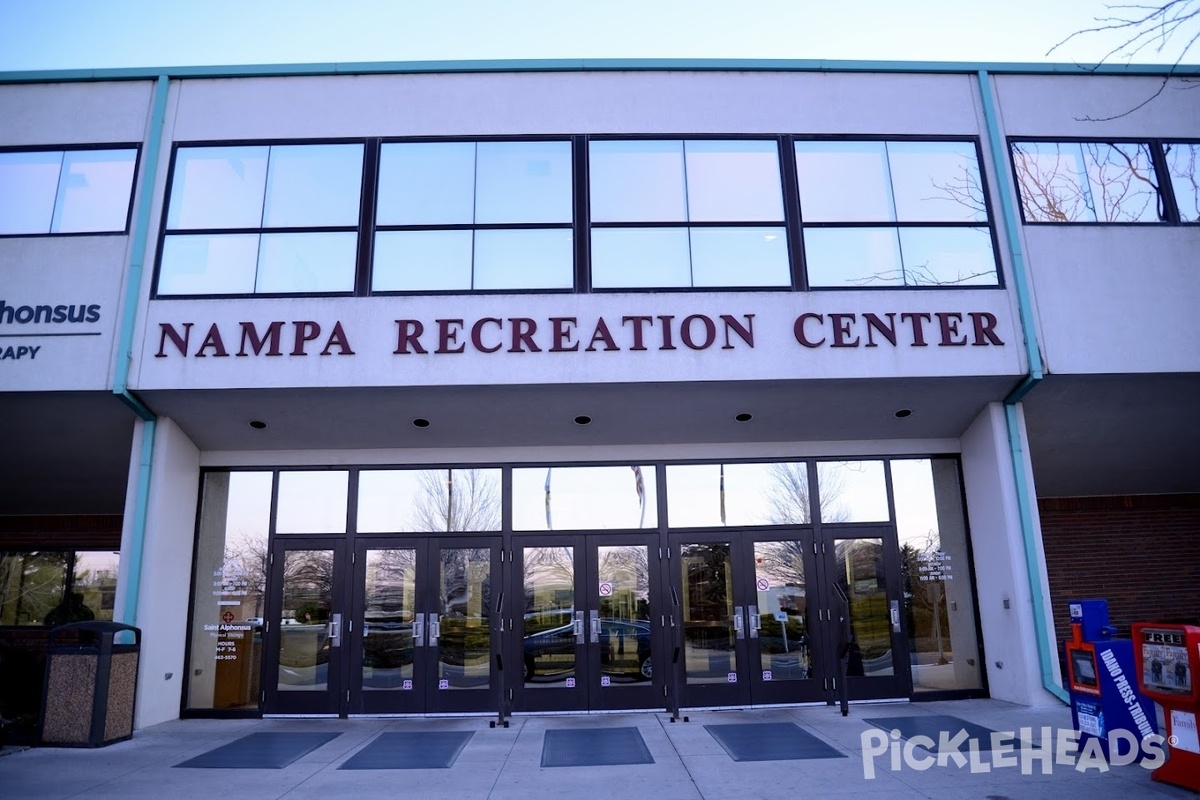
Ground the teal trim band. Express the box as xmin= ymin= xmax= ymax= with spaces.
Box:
xmin=113 ymin=74 xmax=169 ymax=402
xmin=1004 ymin=403 xmax=1068 ymax=703
xmin=977 ymin=70 xmax=1062 ymax=702
xmin=120 ymin=417 xmax=157 ymax=627
xmin=2 ymin=57 xmax=1198 ymax=85
xmin=977 ymin=70 xmax=1044 ymax=386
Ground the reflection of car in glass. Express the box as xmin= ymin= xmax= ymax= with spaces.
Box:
xmin=522 ymin=615 xmax=652 ymax=681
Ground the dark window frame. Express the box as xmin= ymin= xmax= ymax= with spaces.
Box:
xmin=0 ymin=142 xmax=142 ymax=239
xmin=150 ymin=133 xmax=1006 ymax=300
xmin=1007 ymin=137 xmax=1181 ymax=225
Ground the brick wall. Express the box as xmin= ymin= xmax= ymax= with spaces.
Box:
xmin=1040 ymin=494 xmax=1200 ymax=647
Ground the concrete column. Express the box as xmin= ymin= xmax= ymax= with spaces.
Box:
xmin=116 ymin=416 xmax=200 ymax=728
xmin=960 ymin=402 xmax=1061 ymax=706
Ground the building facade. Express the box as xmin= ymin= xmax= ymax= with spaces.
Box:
xmin=1 ymin=60 xmax=1198 ymax=731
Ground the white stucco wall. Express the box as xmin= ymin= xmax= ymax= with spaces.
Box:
xmin=170 ymin=71 xmax=983 ymax=140
xmin=132 ymin=290 xmax=1022 ymax=391
xmin=960 ymin=402 xmax=1062 ymax=706
xmin=116 ymin=417 xmax=201 ymax=729
xmin=991 ymin=73 xmax=1200 ymax=377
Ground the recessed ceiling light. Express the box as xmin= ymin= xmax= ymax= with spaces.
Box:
xmin=412 ymin=418 xmax=431 ymax=428
xmin=248 ymin=420 xmax=267 ymax=430
xmin=735 ymin=412 xmax=753 ymax=422
xmin=894 ymin=409 xmax=913 ymax=419
xmin=574 ymin=415 xmax=592 ymax=425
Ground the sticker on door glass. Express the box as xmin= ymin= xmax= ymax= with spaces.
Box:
xmin=756 ymin=577 xmax=770 ymax=591
xmin=438 ymin=679 xmax=449 ymax=690
xmin=727 ymin=672 xmax=738 ymax=683
xmin=599 ymin=582 xmax=613 ymax=597
xmin=565 ymin=677 xmax=576 ymax=688
xmin=762 ymin=670 xmax=773 ymax=681
xmin=601 ymin=676 xmax=611 ymax=687
xmin=402 ymin=679 xmax=413 ymax=691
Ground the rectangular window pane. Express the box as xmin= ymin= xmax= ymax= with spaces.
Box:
xmin=0 ymin=151 xmax=61 ymax=234
xmin=1083 ymin=143 xmax=1161 ymax=222
xmin=157 ymin=234 xmax=259 ymax=295
xmin=513 ymin=466 xmax=657 ymax=531
xmin=167 ymin=146 xmax=269 ymax=229
xmin=185 ymin=472 xmax=271 ymax=710
xmin=357 ymin=469 xmax=502 ymax=532
xmin=591 ymin=227 xmax=691 ymax=289
xmin=803 ymin=227 xmax=903 ymax=288
xmin=887 ymin=141 xmax=987 ymax=223
xmin=377 ymin=142 xmax=476 ymax=225
xmin=818 ymin=461 xmax=889 ymax=523
xmin=589 ymin=140 xmax=687 ymax=222
xmin=475 ymin=141 xmax=572 ymax=224
xmin=690 ymin=227 xmax=790 ymax=287
xmin=898 ymin=227 xmax=998 ymax=287
xmin=795 ymin=141 xmax=893 ymax=222
xmin=0 ymin=551 xmax=69 ymax=625
xmin=276 ymin=471 xmax=348 ymax=533
xmin=255 ymin=232 xmax=357 ymax=293
xmin=1165 ymin=142 xmax=1200 ymax=222
xmin=666 ymin=462 xmax=810 ymax=527
xmin=473 ymin=228 xmax=573 ymax=290
xmin=50 ymin=149 xmax=137 ymax=233
xmin=72 ymin=551 xmax=120 ymax=622
xmin=685 ymin=140 xmax=784 ymax=222
xmin=262 ymin=144 xmax=363 ymax=228
xmin=1012 ymin=142 xmax=1095 ymax=222
xmin=373 ymin=230 xmax=472 ymax=291
xmin=893 ymin=458 xmax=982 ymax=693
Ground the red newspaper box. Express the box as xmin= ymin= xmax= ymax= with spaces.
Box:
xmin=1132 ymin=622 xmax=1200 ymax=793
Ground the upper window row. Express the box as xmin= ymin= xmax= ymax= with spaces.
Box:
xmin=0 ymin=147 xmax=138 ymax=235
xmin=154 ymin=137 xmax=1001 ymax=296
xmin=1011 ymin=140 xmax=1199 ymax=224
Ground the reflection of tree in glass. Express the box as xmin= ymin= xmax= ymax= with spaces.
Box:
xmin=900 ymin=530 xmax=950 ymax=664
xmin=411 ymin=469 xmax=501 ymax=532
xmin=220 ymin=531 xmax=269 ymax=620
xmin=1011 ymin=142 xmax=1162 ymax=222
xmin=763 ymin=463 xmax=813 ymax=524
xmin=522 ymin=547 xmax=574 ymax=619
xmin=284 ymin=550 xmax=335 ymax=623
xmin=1165 ymin=142 xmax=1200 ymax=221
xmin=598 ymin=546 xmax=650 ymax=621
xmin=0 ymin=552 xmax=69 ymax=625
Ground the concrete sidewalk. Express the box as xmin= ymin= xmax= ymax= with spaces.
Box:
xmin=1 ymin=700 xmax=1194 ymax=799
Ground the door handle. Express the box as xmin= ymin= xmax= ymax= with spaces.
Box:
xmin=733 ymin=606 xmax=744 ymax=639
xmin=890 ymin=600 xmax=901 ymax=633
xmin=748 ymin=605 xmax=760 ymax=639
xmin=428 ymin=612 xmax=440 ymax=646
xmin=574 ymin=611 xmax=584 ymax=644
xmin=328 ymin=613 xmax=342 ymax=648
xmin=590 ymin=610 xmax=600 ymax=644
xmin=413 ymin=613 xmax=425 ymax=647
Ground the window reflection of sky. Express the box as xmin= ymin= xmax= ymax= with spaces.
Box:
xmin=215 ymin=461 xmax=946 ymax=538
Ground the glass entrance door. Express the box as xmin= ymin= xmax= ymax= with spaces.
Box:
xmin=671 ymin=531 xmax=824 ymax=708
xmin=510 ymin=534 xmax=660 ymax=712
xmin=824 ymin=530 xmax=909 ymax=700
xmin=262 ymin=539 xmax=347 ymax=715
xmin=669 ymin=527 xmax=909 ymax=708
xmin=349 ymin=537 xmax=500 ymax=714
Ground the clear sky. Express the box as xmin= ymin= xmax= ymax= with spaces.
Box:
xmin=0 ymin=0 xmax=1195 ymax=72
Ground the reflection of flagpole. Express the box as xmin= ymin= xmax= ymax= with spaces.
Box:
xmin=544 ymin=467 xmax=553 ymax=530
xmin=719 ymin=463 xmax=726 ymax=525
xmin=631 ymin=466 xmax=645 ymax=528
xmin=446 ymin=469 xmax=453 ymax=532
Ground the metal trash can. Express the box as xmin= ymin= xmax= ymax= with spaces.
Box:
xmin=40 ymin=621 xmax=141 ymax=747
